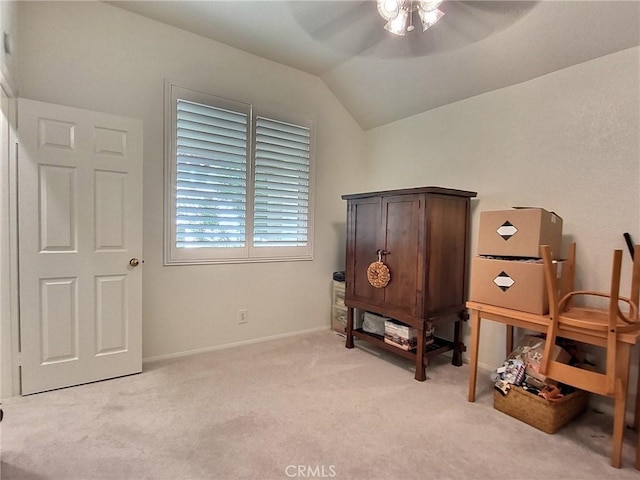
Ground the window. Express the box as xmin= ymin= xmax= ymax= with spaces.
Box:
xmin=165 ymin=83 xmax=314 ymax=264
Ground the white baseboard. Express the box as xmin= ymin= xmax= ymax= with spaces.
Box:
xmin=142 ymin=326 xmax=329 ymax=364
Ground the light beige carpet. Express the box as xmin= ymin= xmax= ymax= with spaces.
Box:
xmin=1 ymin=330 xmax=638 ymax=479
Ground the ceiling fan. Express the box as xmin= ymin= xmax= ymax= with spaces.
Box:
xmin=287 ymin=1 xmax=538 ymax=60
xmin=377 ymin=0 xmax=445 ymax=36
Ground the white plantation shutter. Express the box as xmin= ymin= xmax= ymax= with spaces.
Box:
xmin=165 ymin=82 xmax=313 ymax=264
xmin=253 ymin=117 xmax=310 ymax=248
xmin=176 ymin=100 xmax=248 ymax=248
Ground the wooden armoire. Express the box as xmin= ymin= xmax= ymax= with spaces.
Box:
xmin=341 ymin=186 xmax=477 ymax=381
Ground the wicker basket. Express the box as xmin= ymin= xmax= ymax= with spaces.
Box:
xmin=493 ymin=386 xmax=588 ymax=434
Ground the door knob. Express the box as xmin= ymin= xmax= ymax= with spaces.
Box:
xmin=129 ymin=258 xmax=140 ymax=267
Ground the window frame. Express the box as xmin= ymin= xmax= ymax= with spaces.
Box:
xmin=164 ymin=81 xmax=315 ymax=265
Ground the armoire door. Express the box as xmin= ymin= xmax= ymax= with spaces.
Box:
xmin=346 ymin=196 xmax=383 ymax=306
xmin=17 ymin=98 xmax=143 ymax=395
xmin=380 ymin=194 xmax=423 ymax=317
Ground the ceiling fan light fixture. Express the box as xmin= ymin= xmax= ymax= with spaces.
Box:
xmin=418 ymin=8 xmax=444 ymax=31
xmin=379 ymin=0 xmax=445 ymax=35
xmin=384 ymin=8 xmax=410 ymax=36
xmin=377 ymin=0 xmax=401 ymax=21
xmin=417 ymin=0 xmax=443 ymax=13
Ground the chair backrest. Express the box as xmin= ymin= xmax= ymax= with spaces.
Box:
xmin=631 ymin=245 xmax=640 ymax=315
xmin=563 ymin=242 xmax=576 ymax=309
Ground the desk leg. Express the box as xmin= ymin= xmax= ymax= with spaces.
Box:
xmin=635 ymin=346 xmax=640 ymax=431
xmin=636 ymin=345 xmax=640 ymax=470
xmin=452 ymin=319 xmax=463 ymax=367
xmin=468 ymin=309 xmax=481 ymax=402
xmin=414 ymin=325 xmax=426 ymax=382
xmin=506 ymin=325 xmax=514 ymax=357
xmin=611 ymin=343 xmax=631 ymax=468
xmin=345 ymin=307 xmax=354 ymax=349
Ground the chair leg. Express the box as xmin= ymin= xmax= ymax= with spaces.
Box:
xmin=635 ymin=376 xmax=640 ymax=430
xmin=635 ymin=375 xmax=640 ymax=469
xmin=637 ymin=431 xmax=640 ymax=470
xmin=611 ymin=377 xmax=627 ymax=468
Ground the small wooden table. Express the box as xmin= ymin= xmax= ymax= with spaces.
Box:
xmin=466 ymin=300 xmax=640 ymax=469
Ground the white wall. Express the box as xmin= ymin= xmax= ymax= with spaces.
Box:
xmin=0 ymin=0 xmax=16 ymax=90
xmin=15 ymin=1 xmax=365 ymax=374
xmin=363 ymin=47 xmax=640 ymax=391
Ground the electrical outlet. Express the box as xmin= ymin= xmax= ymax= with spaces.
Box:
xmin=238 ymin=309 xmax=248 ymax=324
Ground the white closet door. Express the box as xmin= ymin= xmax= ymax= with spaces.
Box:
xmin=18 ymin=98 xmax=143 ymax=395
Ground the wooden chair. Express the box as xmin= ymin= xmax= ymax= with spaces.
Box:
xmin=540 ymin=243 xmax=640 ymax=468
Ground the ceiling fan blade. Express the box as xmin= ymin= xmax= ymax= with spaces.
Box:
xmin=288 ymin=1 xmax=386 ymax=56
xmin=289 ymin=1 xmax=538 ymax=61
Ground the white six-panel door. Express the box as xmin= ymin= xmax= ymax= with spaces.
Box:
xmin=18 ymin=98 xmax=143 ymax=395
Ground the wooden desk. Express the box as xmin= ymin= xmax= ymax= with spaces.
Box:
xmin=466 ymin=300 xmax=640 ymax=469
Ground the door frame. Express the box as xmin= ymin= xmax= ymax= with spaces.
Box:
xmin=0 ymin=76 xmax=19 ymax=398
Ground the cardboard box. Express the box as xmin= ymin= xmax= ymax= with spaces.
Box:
xmin=362 ymin=311 xmax=388 ymax=336
xmin=477 ymin=208 xmax=563 ymax=259
xmin=470 ymin=256 xmax=567 ymax=315
xmin=384 ymin=320 xmax=417 ymax=351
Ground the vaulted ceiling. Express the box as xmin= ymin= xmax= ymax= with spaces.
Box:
xmin=109 ymin=1 xmax=640 ymax=130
